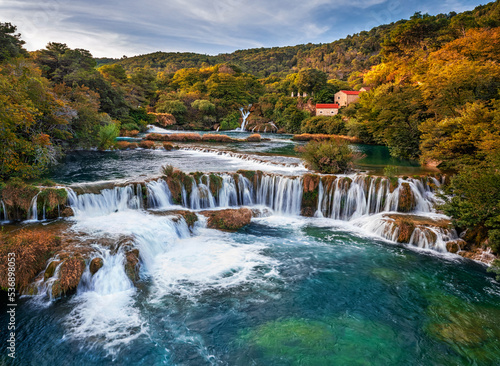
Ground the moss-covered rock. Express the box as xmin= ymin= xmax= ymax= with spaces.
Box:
xmin=0 ymin=178 xmax=40 ymax=221
xmin=397 ymin=183 xmax=416 ymax=213
xmin=89 ymin=257 xmax=104 ymax=275
xmin=44 ymin=260 xmax=61 ymax=281
xmin=58 ymin=256 xmax=86 ymax=293
xmin=125 ymin=249 xmax=140 ymax=282
xmin=38 ymin=188 xmax=68 ymax=219
xmin=201 ymin=208 xmax=252 ymax=231
xmin=445 ymin=240 xmax=467 ymax=254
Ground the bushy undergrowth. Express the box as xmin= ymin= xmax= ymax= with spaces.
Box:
xmin=298 ymin=138 xmax=364 ymax=174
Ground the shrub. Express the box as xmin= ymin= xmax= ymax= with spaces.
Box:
xmin=220 ymin=111 xmax=241 ymax=130
xmin=202 ymin=134 xmax=233 ymax=142
xmin=121 ymin=122 xmax=140 ymax=131
xmin=98 ymin=122 xmax=119 ymax=150
xmin=163 ymin=142 xmax=174 ymax=151
xmin=116 ymin=141 xmax=132 ymax=150
xmin=128 ymin=143 xmax=138 ymax=149
xmin=161 ymin=164 xmax=175 ymax=176
xmin=0 ymin=229 xmax=61 ymax=291
xmin=292 ymin=134 xmax=360 ymax=143
xmin=121 ymin=129 xmax=140 ymax=137
xmin=246 ymin=134 xmax=262 ymax=142
xmin=299 ymin=138 xmax=364 ymax=174
xmin=139 ymin=140 xmax=156 ymax=149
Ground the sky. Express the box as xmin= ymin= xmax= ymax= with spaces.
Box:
xmin=0 ymin=0 xmax=489 ymax=58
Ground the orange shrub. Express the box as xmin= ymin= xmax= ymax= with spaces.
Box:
xmin=202 ymin=134 xmax=233 ymax=142
xmin=116 ymin=141 xmax=131 ymax=150
xmin=163 ymin=142 xmax=174 ymax=151
xmin=0 ymin=229 xmax=61 ymax=290
xmin=292 ymin=133 xmax=360 ymax=143
xmin=246 ymin=134 xmax=262 ymax=142
xmin=121 ymin=130 xmax=139 ymax=137
xmin=139 ymin=140 xmax=156 ymax=149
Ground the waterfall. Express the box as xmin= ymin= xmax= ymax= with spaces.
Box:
xmin=316 ymin=176 xmax=437 ymax=220
xmin=255 ymin=175 xmax=302 ymax=215
xmin=146 ymin=180 xmax=173 ymax=209
xmin=65 ymin=249 xmax=145 ymax=354
xmin=236 ymin=104 xmax=252 ymax=132
xmin=67 ymin=185 xmax=141 ymax=217
xmin=65 ymin=174 xmax=440 ymax=222
xmin=27 ymin=192 xmax=40 ymax=221
xmin=1 ymin=200 xmax=8 ymax=222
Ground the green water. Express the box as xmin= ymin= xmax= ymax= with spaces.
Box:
xmin=1 ymin=217 xmax=499 ymax=365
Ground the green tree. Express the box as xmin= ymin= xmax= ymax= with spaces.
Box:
xmin=0 ymin=22 xmax=27 ymax=62
xmin=156 ymin=99 xmax=187 ymax=123
xmin=356 ymin=83 xmax=428 ymax=159
xmin=419 ymin=100 xmax=500 ymax=169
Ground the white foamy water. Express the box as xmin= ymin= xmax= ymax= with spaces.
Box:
xmin=64 ymin=249 xmax=146 ymax=356
xmin=141 ymin=226 xmax=279 ymax=301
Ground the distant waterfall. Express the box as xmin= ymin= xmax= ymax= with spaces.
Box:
xmin=1 ymin=200 xmax=9 ymax=222
xmin=236 ymin=104 xmax=252 ymax=132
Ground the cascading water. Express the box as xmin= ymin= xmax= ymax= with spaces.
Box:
xmin=27 ymin=192 xmax=40 ymax=221
xmin=235 ymin=104 xmax=252 ymax=132
xmin=65 ymin=249 xmax=145 ymax=356
xmin=67 ymin=185 xmax=141 ymax=217
xmin=1 ymin=200 xmax=8 ymax=222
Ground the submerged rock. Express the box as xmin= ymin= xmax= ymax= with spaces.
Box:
xmin=200 ymin=208 xmax=252 ymax=231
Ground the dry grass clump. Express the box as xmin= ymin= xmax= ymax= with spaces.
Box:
xmin=202 ymin=134 xmax=233 ymax=142
xmin=121 ymin=130 xmax=139 ymax=137
xmin=246 ymin=134 xmax=262 ymax=142
xmin=163 ymin=142 xmax=175 ymax=151
xmin=292 ymin=133 xmax=360 ymax=142
xmin=58 ymin=256 xmax=86 ymax=291
xmin=139 ymin=140 xmax=156 ymax=149
xmin=116 ymin=141 xmax=132 ymax=150
xmin=146 ymin=133 xmax=203 ymax=142
xmin=0 ymin=229 xmax=61 ymax=291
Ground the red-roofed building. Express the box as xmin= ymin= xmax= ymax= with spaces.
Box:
xmin=315 ymin=103 xmax=339 ymax=116
xmin=334 ymin=90 xmax=362 ymax=107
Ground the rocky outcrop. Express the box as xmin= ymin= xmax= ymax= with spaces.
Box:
xmin=200 ymin=208 xmax=252 ymax=231
xmin=301 ymin=174 xmax=321 ymax=217
xmin=51 ymin=256 xmax=86 ymax=298
xmin=125 ymin=249 xmax=140 ymax=282
xmin=89 ymin=257 xmax=104 ymax=275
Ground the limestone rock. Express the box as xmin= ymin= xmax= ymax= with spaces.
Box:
xmin=200 ymin=208 xmax=252 ymax=231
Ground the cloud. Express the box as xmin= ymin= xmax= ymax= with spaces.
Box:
xmin=0 ymin=0 xmax=487 ymax=58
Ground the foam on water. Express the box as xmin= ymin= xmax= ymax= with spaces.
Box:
xmin=64 ymin=249 xmax=146 ymax=356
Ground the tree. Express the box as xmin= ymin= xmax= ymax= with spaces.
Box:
xmin=294 ymin=68 xmax=327 ymax=94
xmin=0 ymin=59 xmax=64 ymax=179
xmin=156 ymin=99 xmax=187 ymax=123
xmin=419 ymin=101 xmax=500 ymax=169
xmin=0 ymin=22 xmax=27 ymax=62
xmin=441 ymin=161 xmax=500 ymax=254
xmin=356 ymin=83 xmax=428 ymax=160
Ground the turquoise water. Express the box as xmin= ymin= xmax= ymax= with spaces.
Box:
xmin=1 ymin=216 xmax=499 ymax=365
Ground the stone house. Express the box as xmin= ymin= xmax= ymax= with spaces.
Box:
xmin=334 ymin=90 xmax=361 ymax=107
xmin=315 ymin=103 xmax=339 ymax=116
